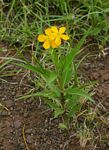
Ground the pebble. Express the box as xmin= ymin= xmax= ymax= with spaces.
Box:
xmin=6 ymin=100 xmax=13 ymax=107
xmin=27 ymin=135 xmax=32 ymax=144
xmin=10 ymin=107 xmax=14 ymax=111
xmin=1 ymin=97 xmax=6 ymax=101
xmin=14 ymin=120 xmax=21 ymax=129
xmin=24 ymin=112 xmax=29 ymax=117
xmin=11 ymin=91 xmax=16 ymax=96
xmin=47 ymin=140 xmax=52 ymax=145
xmin=25 ymin=128 xmax=32 ymax=134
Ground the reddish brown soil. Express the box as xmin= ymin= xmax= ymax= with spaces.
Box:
xmin=0 ymin=50 xmax=109 ymax=150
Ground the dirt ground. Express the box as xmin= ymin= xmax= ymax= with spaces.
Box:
xmin=0 ymin=47 xmax=109 ymax=150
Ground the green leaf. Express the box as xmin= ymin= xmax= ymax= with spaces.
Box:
xmin=51 ymin=50 xmax=59 ymax=69
xmin=88 ymin=27 xmax=100 ymax=36
xmin=58 ymin=123 xmax=67 ymax=129
xmin=58 ymin=57 xmax=65 ymax=73
xmin=67 ymin=104 xmax=81 ymax=118
xmin=54 ymin=108 xmax=64 ymax=118
xmin=49 ymin=84 xmax=61 ymax=97
xmin=47 ymin=101 xmax=64 ymax=118
xmin=16 ymin=63 xmax=45 ymax=75
xmin=65 ymin=95 xmax=81 ymax=117
xmin=104 ymin=8 xmax=109 ymax=13
xmin=65 ymin=87 xmax=94 ymax=102
xmin=16 ymin=90 xmax=58 ymax=101
xmin=16 ymin=63 xmax=57 ymax=86
xmin=61 ymin=67 xmax=72 ymax=86
xmin=72 ymin=63 xmax=78 ymax=85
xmin=65 ymin=95 xmax=80 ymax=108
xmin=45 ymin=70 xmax=57 ymax=86
xmin=60 ymin=31 xmax=90 ymax=87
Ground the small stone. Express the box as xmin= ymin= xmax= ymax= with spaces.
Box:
xmin=27 ymin=135 xmax=32 ymax=144
xmin=24 ymin=112 xmax=29 ymax=117
xmin=12 ymin=91 xmax=16 ymax=96
xmin=14 ymin=120 xmax=21 ymax=129
xmin=10 ymin=107 xmax=13 ymax=111
xmin=6 ymin=100 xmax=13 ymax=107
xmin=23 ymin=101 xmax=27 ymax=104
xmin=47 ymin=140 xmax=51 ymax=145
xmin=25 ymin=128 xmax=32 ymax=134
xmin=60 ymin=144 xmax=63 ymax=148
xmin=1 ymin=97 xmax=5 ymax=101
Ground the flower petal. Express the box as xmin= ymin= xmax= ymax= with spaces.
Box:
xmin=51 ymin=26 xmax=58 ymax=33
xmin=55 ymin=36 xmax=61 ymax=46
xmin=43 ymin=40 xmax=50 ymax=49
xmin=37 ymin=34 xmax=47 ymax=42
xmin=49 ymin=33 xmax=56 ymax=40
xmin=59 ymin=27 xmax=66 ymax=34
xmin=61 ymin=34 xmax=69 ymax=41
xmin=45 ymin=28 xmax=52 ymax=36
xmin=51 ymin=40 xmax=58 ymax=48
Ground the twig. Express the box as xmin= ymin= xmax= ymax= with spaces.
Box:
xmin=22 ymin=124 xmax=30 ymax=150
xmin=0 ymin=103 xmax=9 ymax=111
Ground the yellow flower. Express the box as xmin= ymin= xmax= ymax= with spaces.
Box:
xmin=37 ymin=26 xmax=69 ymax=49
xmin=51 ymin=26 xmax=69 ymax=46
xmin=38 ymin=28 xmax=58 ymax=49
